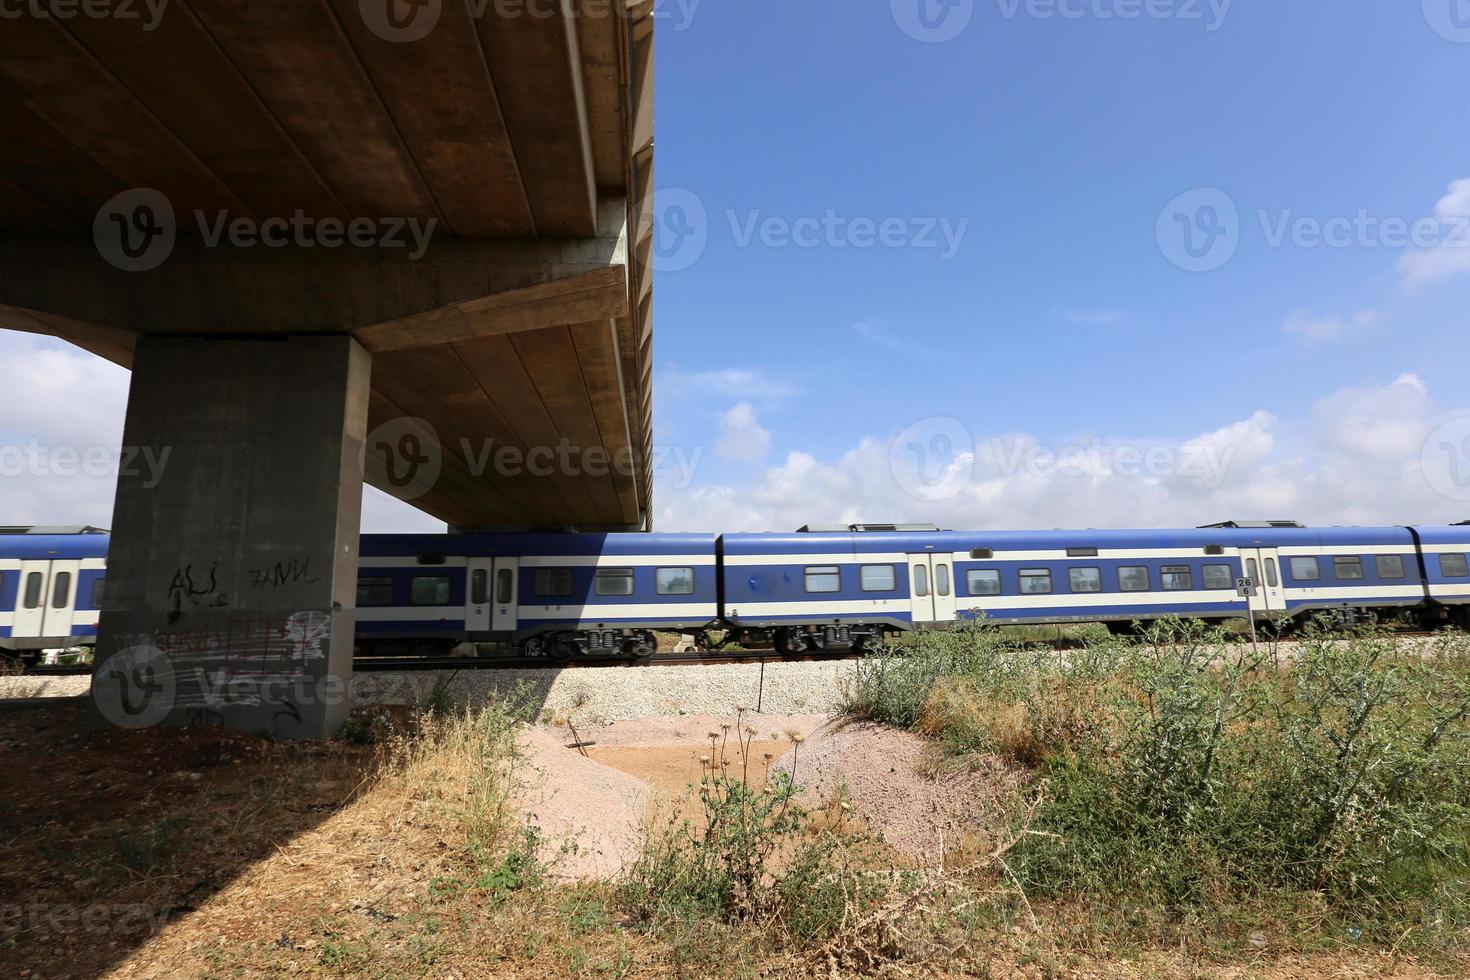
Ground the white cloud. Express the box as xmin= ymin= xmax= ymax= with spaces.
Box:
xmin=1398 ymin=177 xmax=1470 ymax=289
xmin=655 ymin=375 xmax=1470 ymax=532
xmin=1283 ymin=308 xmax=1381 ymax=342
xmin=657 ymin=366 xmax=796 ymax=407
xmin=714 ymin=402 xmax=771 ymax=463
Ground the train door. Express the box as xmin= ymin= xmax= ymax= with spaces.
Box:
xmin=491 ymin=558 xmax=519 ymax=633
xmin=12 ymin=560 xmax=51 ymax=639
xmin=466 ymin=559 xmax=493 ymax=632
xmin=1240 ymin=548 xmax=1285 ymax=617
xmin=907 ymin=554 xmax=957 ymax=624
xmin=40 ymin=560 xmax=80 ymax=638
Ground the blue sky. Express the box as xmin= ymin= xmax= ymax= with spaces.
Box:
xmin=646 ymin=0 xmax=1470 ymax=530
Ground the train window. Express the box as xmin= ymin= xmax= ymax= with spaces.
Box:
xmin=1019 ymin=569 xmax=1052 ymax=594
xmin=51 ymin=572 xmax=72 ymax=608
xmin=1204 ymin=545 xmax=1225 ymax=556
xmin=1069 ymin=568 xmax=1102 ymax=593
xmin=1067 ymin=548 xmax=1099 ymax=558
xmin=1290 ymin=557 xmax=1322 ymax=581
xmin=657 ymin=567 xmax=696 ymax=595
xmin=1203 ymin=565 xmax=1234 ymax=590
xmin=91 ymin=577 xmax=106 ymax=609
xmin=1442 ymin=554 xmax=1470 ymax=578
xmin=471 ymin=569 xmax=489 ymax=604
xmin=804 ymin=566 xmax=841 ymax=593
xmin=860 ymin=565 xmax=896 ymax=592
xmin=1377 ymin=555 xmax=1406 ymax=579
xmin=967 ymin=569 xmax=1001 ymax=596
xmin=497 ymin=568 xmax=513 ymax=604
xmin=534 ymin=568 xmax=575 ymax=598
xmin=1265 ymin=559 xmax=1279 ymax=588
xmin=935 ymin=563 xmax=951 ymax=597
xmin=1161 ymin=566 xmax=1194 ymax=591
xmin=410 ymin=576 xmax=451 ymax=606
xmin=23 ymin=572 xmax=43 ymax=609
xmin=595 ymin=568 xmax=636 ymax=596
xmin=1118 ymin=566 xmax=1150 ymax=592
xmin=912 ymin=565 xmax=929 ymax=597
xmin=970 ymin=548 xmax=994 ymax=560
xmin=357 ymin=577 xmax=395 ymax=607
xmin=1245 ymin=559 xmax=1259 ymax=587
xmin=1333 ymin=556 xmax=1365 ymax=580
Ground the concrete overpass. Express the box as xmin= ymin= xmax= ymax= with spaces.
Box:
xmin=0 ymin=1 xmax=657 ymax=736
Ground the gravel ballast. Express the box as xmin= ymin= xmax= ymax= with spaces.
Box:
xmin=1 ymin=660 xmax=858 ymax=724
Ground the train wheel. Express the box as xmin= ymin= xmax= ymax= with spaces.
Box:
xmin=773 ymin=628 xmax=808 ymax=657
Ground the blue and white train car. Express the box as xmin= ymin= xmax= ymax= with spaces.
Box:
xmin=357 ymin=532 xmax=720 ymax=658
xmin=1412 ymin=524 xmax=1470 ymax=628
xmin=0 ymin=527 xmax=109 ymax=658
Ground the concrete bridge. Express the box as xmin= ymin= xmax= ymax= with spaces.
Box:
xmin=0 ymin=1 xmax=657 ymax=736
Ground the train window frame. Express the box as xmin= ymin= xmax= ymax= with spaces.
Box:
xmin=357 ymin=576 xmax=395 ymax=607
xmin=470 ymin=569 xmax=489 ymax=605
xmin=595 ymin=567 xmax=636 ymax=597
xmin=1290 ymin=556 xmax=1322 ymax=581
xmin=51 ymin=571 xmax=72 ymax=608
xmin=1442 ymin=554 xmax=1470 ymax=578
xmin=913 ymin=564 xmax=929 ymax=598
xmin=23 ymin=572 xmax=43 ymax=609
xmin=1265 ymin=558 xmax=1280 ymax=588
xmin=1161 ymin=566 xmax=1194 ymax=591
xmin=1333 ymin=556 xmax=1365 ymax=581
xmin=91 ymin=577 xmax=105 ymax=609
xmin=656 ymin=567 xmax=696 ymax=596
xmin=1066 ymin=548 xmax=1099 ymax=558
xmin=1118 ymin=566 xmax=1151 ymax=592
xmin=967 ymin=569 xmax=1001 ymax=596
xmin=1376 ymin=555 xmax=1406 ymax=579
xmin=534 ymin=568 xmax=575 ymax=599
xmin=1069 ymin=567 xmax=1102 ymax=593
xmin=410 ymin=575 xmax=452 ymax=606
xmin=860 ymin=564 xmax=896 ymax=592
xmin=804 ymin=566 xmax=842 ymax=594
xmin=1202 ymin=564 xmax=1234 ymax=591
xmin=935 ymin=563 xmax=951 ymax=597
xmin=1019 ymin=568 xmax=1053 ymax=595
xmin=970 ymin=548 xmax=994 ymax=560
xmin=496 ymin=568 xmax=513 ymax=604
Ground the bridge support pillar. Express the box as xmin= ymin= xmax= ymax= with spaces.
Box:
xmin=89 ymin=335 xmax=371 ymax=740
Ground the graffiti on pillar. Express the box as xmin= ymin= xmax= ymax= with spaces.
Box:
xmin=247 ymin=559 xmax=320 ymax=591
xmin=283 ymin=611 xmax=332 ymax=662
xmin=167 ymin=561 xmax=229 ymax=622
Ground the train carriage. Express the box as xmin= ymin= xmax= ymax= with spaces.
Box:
xmin=1413 ymin=523 xmax=1470 ymax=628
xmin=0 ymin=527 xmax=109 ymax=660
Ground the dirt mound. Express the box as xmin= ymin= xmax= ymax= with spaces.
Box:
xmin=774 ymin=719 xmax=1023 ymax=866
xmin=511 ymin=726 xmax=650 ymax=881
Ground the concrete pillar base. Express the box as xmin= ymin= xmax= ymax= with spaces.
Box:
xmin=90 ymin=335 xmax=370 ymax=740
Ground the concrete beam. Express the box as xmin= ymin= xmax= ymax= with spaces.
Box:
xmin=89 ymin=335 xmax=370 ymax=740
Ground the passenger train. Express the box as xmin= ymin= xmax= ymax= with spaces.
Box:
xmin=4 ymin=521 xmax=1470 ymax=662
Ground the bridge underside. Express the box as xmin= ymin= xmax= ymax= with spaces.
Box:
xmin=0 ymin=3 xmax=658 ymax=737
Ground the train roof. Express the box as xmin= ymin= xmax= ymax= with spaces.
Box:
xmin=0 ymin=531 xmax=111 ymax=560
xmin=360 ymin=531 xmax=716 ymax=558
